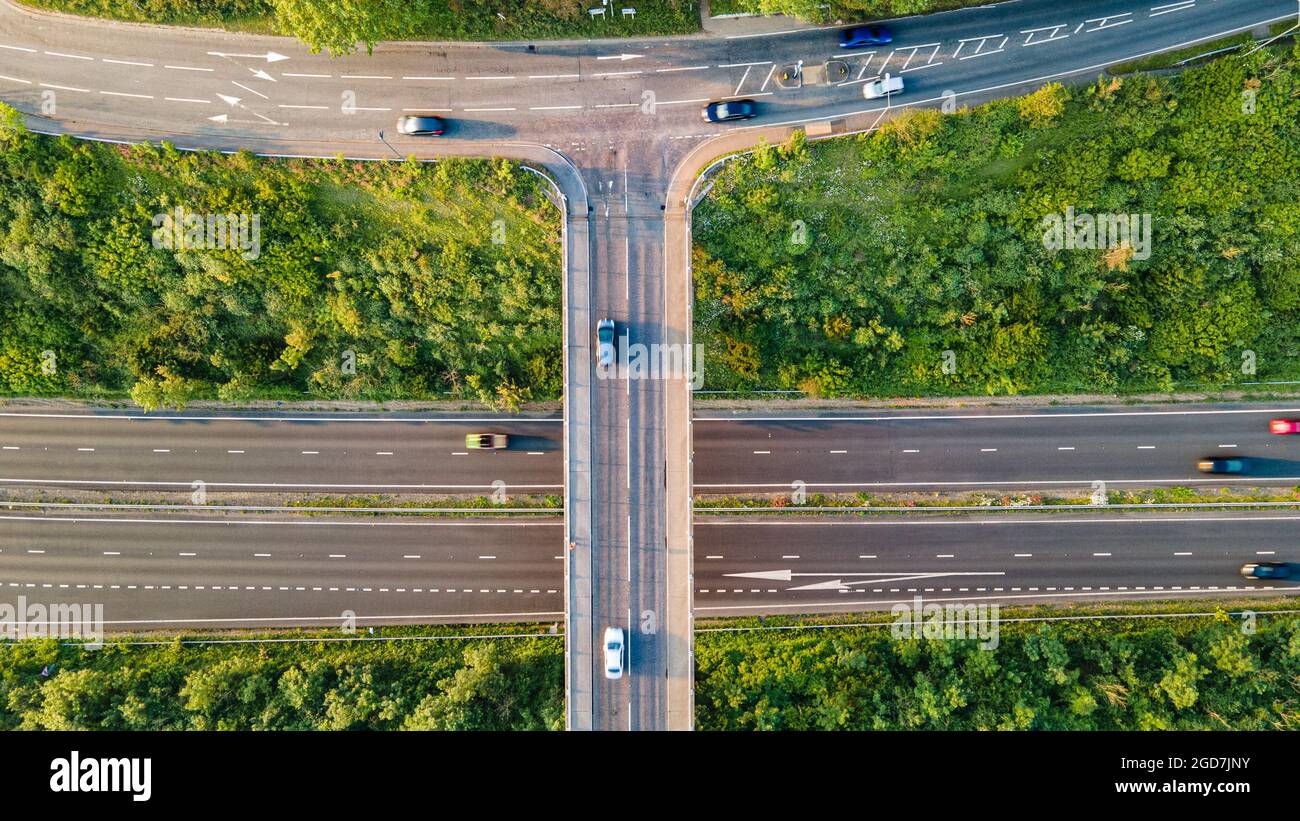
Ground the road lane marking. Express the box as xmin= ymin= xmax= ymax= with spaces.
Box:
xmin=375 ymin=451 xmax=393 ymax=456
xmin=1057 ymin=446 xmax=1075 ymax=451
xmin=102 ymin=59 xmax=154 ymax=67
xmin=165 ymin=65 xmax=214 ymax=72
xmin=656 ymin=66 xmax=709 ymax=72
xmin=980 ymin=448 xmax=997 ymax=452
xmin=753 ymin=450 xmax=770 ymax=454
xmin=44 ymin=51 xmax=92 ymax=61
xmin=0 ymin=45 xmax=36 ymax=53
xmin=463 ymin=107 xmax=516 ymax=112
xmin=340 ymin=74 xmax=392 ymax=79
xmin=403 ymin=75 xmax=455 ymax=80
xmin=165 ymin=97 xmax=210 ymax=103
xmin=465 ymin=75 xmax=515 ymax=80
xmin=152 ymin=449 xmax=170 ymax=453
xmin=1014 ymin=553 xmax=1032 ymax=557
xmin=1093 ymin=552 xmax=1112 ymax=557
xmin=77 ymin=447 xmax=94 ymax=452
xmin=829 ymin=449 xmax=847 ymax=454
xmin=99 ymin=91 xmax=154 ymax=99
xmin=40 ymin=83 xmax=88 ymax=92
xmin=283 ymin=72 xmax=331 ymax=78
xmin=0 ymin=75 xmax=32 ymax=84
xmin=530 ymin=105 xmax=582 ymax=110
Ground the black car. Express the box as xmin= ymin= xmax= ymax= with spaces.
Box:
xmin=396 ymin=115 xmax=446 ymax=136
xmin=840 ymin=25 xmax=893 ymax=48
xmin=702 ymin=100 xmax=757 ymax=123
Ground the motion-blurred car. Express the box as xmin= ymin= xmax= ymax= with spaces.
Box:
xmin=603 ymin=626 xmax=625 ymax=679
xmin=863 ymin=74 xmax=904 ymax=100
xmin=702 ymin=99 xmax=757 ymax=122
xmin=1197 ymin=456 xmax=1249 ymax=473
xmin=465 ymin=433 xmax=508 ymax=450
xmin=396 ymin=115 xmax=446 ymax=136
xmin=1240 ymin=562 xmax=1293 ymax=579
xmin=1270 ymin=418 xmax=1300 ymax=434
xmin=839 ymin=25 xmax=893 ymax=48
xmin=596 ymin=318 xmax=616 ymax=367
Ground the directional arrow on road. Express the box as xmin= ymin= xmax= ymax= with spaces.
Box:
xmin=596 ymin=53 xmax=642 ymax=61
xmin=206 ymin=50 xmax=290 ymax=62
xmin=250 ymin=69 xmax=277 ymax=82
xmin=217 ymin=94 xmax=241 ymax=107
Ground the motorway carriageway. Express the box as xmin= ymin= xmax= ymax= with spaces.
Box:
xmin=0 ymin=509 xmax=1296 ymax=626
xmin=2 ymin=404 xmax=1299 ymax=493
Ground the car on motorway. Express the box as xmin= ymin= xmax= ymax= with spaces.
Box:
xmin=396 ymin=115 xmax=446 ymax=136
xmin=1196 ymin=456 xmax=1250 ymax=474
xmin=839 ymin=25 xmax=893 ymax=48
xmin=465 ymin=433 xmax=508 ymax=450
xmin=863 ymin=74 xmax=904 ymax=100
xmin=702 ymin=99 xmax=757 ymax=123
xmin=1240 ymin=561 xmax=1293 ymax=580
xmin=596 ymin=318 xmax=616 ymax=367
xmin=1270 ymin=418 xmax=1300 ymax=434
xmin=603 ymin=626 xmax=625 ymax=679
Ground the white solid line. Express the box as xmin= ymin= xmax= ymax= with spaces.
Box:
xmin=829 ymin=450 xmax=847 ymax=454
xmin=527 ymin=74 xmax=580 ymax=80
xmin=463 ymin=107 xmax=516 ymax=112
xmin=658 ymin=98 xmax=709 ymax=106
xmin=100 ymin=91 xmax=153 ymax=99
xmin=782 ymin=555 xmax=800 ymax=559
xmin=902 ymin=449 xmax=919 ymax=453
xmin=103 ymin=551 xmax=119 ymax=555
xmin=1013 ymin=553 xmax=1033 ymax=557
xmin=1218 ymin=444 xmax=1238 ymax=448
xmin=656 ymin=66 xmax=710 ymax=72
xmin=936 ymin=554 xmax=954 ymax=558
xmin=152 ymin=449 xmax=170 ymax=453
xmin=77 ymin=447 xmax=94 ymax=452
xmin=165 ymin=65 xmax=213 ymax=72
xmin=1058 ymin=446 xmax=1075 ymax=451
xmin=531 ymin=105 xmax=582 ymax=110
xmin=1174 ymin=552 xmax=1192 ymax=556
xmin=0 ymin=45 xmax=37 ymax=53
xmin=593 ymin=70 xmax=642 ymax=78
xmin=465 ymin=75 xmax=515 ymax=80
xmin=479 ymin=555 xmax=496 ymax=560
xmin=717 ymin=61 xmax=773 ymax=67
xmin=753 ymin=450 xmax=770 ymax=454
xmin=980 ymin=448 xmax=997 ymax=452
xmin=165 ymin=97 xmax=210 ymax=103
xmin=1094 ymin=552 xmax=1112 ymax=557
xmin=1257 ymin=551 xmax=1276 ymax=555
xmin=1 ymin=446 xmax=17 ymax=450
xmin=283 ymin=73 xmax=331 ymax=78
xmin=254 ymin=553 xmax=271 ymax=557
xmin=403 ymin=555 xmax=421 ymax=559
xmin=1137 ymin=445 xmax=1156 ymax=449
xmin=40 ymin=83 xmax=88 ymax=92
xmin=227 ymin=450 xmax=244 ymax=454
xmin=375 ymin=451 xmax=393 ymax=456
xmin=705 ymin=555 xmax=723 ymax=559
xmin=594 ymin=103 xmax=638 ymax=108
xmin=44 ymin=51 xmax=92 ymax=61
xmin=278 ymin=104 xmax=328 ymax=109
xmin=340 ymin=75 xmax=392 ymax=79
xmin=0 ymin=75 xmax=31 ymax=84
xmin=178 ymin=552 xmax=195 ymax=557
xmin=403 ymin=75 xmax=454 ymax=80
xmin=102 ymin=59 xmax=153 ymax=67
xmin=328 ymin=554 xmax=346 ymax=558
xmin=301 ymin=450 xmax=319 ymax=454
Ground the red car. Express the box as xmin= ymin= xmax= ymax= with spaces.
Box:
xmin=1270 ymin=418 xmax=1300 ymax=434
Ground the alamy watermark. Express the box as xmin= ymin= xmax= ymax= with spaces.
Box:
xmin=1041 ymin=206 xmax=1152 ymax=262
xmin=0 ymin=595 xmax=103 ymax=647
xmin=891 ymin=596 xmax=1000 ymax=650
xmin=597 ymin=332 xmax=704 ymax=389
xmin=151 ymin=205 xmax=261 ymax=261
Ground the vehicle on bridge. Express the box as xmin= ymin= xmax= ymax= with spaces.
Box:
xmin=465 ymin=433 xmax=508 ymax=449
xmin=702 ymin=100 xmax=757 ymax=123
xmin=396 ymin=115 xmax=447 ymax=136
xmin=840 ymin=25 xmax=893 ymax=48
xmin=603 ymin=627 xmax=625 ymax=679
xmin=1240 ymin=561 xmax=1293 ymax=580
xmin=597 ymin=318 xmax=617 ymax=367
xmin=863 ymin=74 xmax=904 ymax=100
xmin=1197 ymin=456 xmax=1250 ymax=474
xmin=1270 ymin=418 xmax=1300 ymax=434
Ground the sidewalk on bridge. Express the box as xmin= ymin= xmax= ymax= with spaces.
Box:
xmin=698 ymin=0 xmax=823 ymax=37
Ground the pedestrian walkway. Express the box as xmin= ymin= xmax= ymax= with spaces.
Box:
xmin=699 ymin=0 xmax=822 ymax=38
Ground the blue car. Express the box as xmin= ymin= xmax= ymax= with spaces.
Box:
xmin=839 ymin=25 xmax=893 ymax=48
xmin=1240 ymin=562 xmax=1293 ymax=580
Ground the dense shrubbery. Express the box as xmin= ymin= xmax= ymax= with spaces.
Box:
xmin=694 ymin=49 xmax=1300 ymax=397
xmin=0 ymin=632 xmax=563 ymax=730
xmin=696 ymin=612 xmax=1300 ymax=730
xmin=21 ymin=1 xmax=701 ymax=50
xmin=0 ymin=105 xmax=561 ymax=409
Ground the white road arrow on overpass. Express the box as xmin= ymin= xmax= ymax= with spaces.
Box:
xmin=725 ymin=569 xmax=1006 ymax=591
xmin=206 ymin=51 xmax=290 ymax=62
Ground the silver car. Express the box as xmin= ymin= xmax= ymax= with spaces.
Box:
xmin=596 ymin=318 xmax=616 ymax=368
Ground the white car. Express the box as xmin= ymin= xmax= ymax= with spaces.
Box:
xmin=603 ymin=626 xmax=625 ymax=680
xmin=863 ymin=74 xmax=904 ymax=100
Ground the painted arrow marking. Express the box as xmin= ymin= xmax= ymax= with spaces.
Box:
xmin=217 ymin=94 xmax=241 ymax=106
xmin=596 ymin=53 xmax=643 ymax=61
xmin=250 ymin=69 xmax=277 ymax=82
xmin=724 ymin=569 xmax=1006 ymax=591
xmin=207 ymin=51 xmax=290 ymax=63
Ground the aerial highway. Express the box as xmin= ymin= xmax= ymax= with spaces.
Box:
xmin=1 ymin=0 xmax=1297 ymax=732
